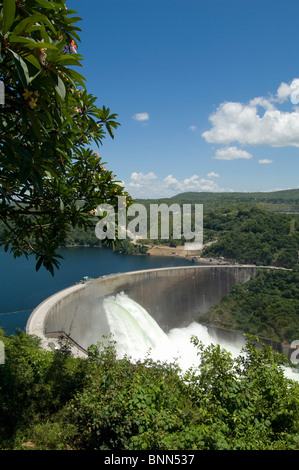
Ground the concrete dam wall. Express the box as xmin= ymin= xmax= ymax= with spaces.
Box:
xmin=26 ymin=265 xmax=262 ymax=356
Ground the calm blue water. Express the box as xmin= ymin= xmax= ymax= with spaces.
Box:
xmin=0 ymin=246 xmax=201 ymax=335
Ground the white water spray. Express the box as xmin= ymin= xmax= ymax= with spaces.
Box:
xmin=103 ymin=292 xmax=244 ymax=371
xmin=103 ymin=292 xmax=169 ymax=360
xmin=102 ymin=292 xmax=299 ymax=382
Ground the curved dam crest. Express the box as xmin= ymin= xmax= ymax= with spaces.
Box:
xmin=26 ymin=265 xmax=270 ymax=356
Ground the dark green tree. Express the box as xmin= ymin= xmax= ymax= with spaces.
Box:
xmin=0 ymin=0 xmax=131 ymax=274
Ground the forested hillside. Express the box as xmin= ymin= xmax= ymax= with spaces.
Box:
xmin=202 ymin=205 xmax=299 ymax=268
xmin=199 ymin=269 xmax=299 ymax=343
xmin=135 ymin=191 xmax=299 ymax=269
xmin=169 ymin=188 xmax=299 ymax=211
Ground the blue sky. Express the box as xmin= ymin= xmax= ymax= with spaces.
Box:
xmin=70 ymin=0 xmax=299 ymax=198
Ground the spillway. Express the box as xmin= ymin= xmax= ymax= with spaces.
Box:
xmin=102 ymin=292 xmax=246 ymax=371
xmin=103 ymin=292 xmax=170 ymax=360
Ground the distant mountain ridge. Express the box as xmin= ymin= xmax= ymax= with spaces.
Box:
xmin=170 ymin=188 xmax=299 ymax=202
xmin=136 ymin=188 xmax=299 ymax=211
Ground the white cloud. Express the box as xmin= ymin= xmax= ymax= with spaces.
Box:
xmin=207 ymin=171 xmax=220 ymax=178
xmin=161 ymin=174 xmax=220 ymax=193
xmin=258 ymin=159 xmax=273 ymax=164
xmin=130 ymin=171 xmax=157 ymax=181
xmin=277 ymin=78 xmax=299 ymax=104
xmin=189 ymin=125 xmax=197 ymax=131
xmin=132 ymin=112 xmax=149 ymax=122
xmin=128 ymin=172 xmax=157 ymax=188
xmin=202 ymin=79 xmax=299 ymax=147
xmin=125 ymin=171 xmax=226 ymax=198
xmin=213 ymin=146 xmax=253 ymax=160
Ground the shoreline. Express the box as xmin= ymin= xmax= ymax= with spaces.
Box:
xmin=65 ymin=242 xmax=231 ymax=265
xmin=144 ymin=244 xmax=230 ymax=265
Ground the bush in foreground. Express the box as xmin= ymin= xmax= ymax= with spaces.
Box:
xmin=0 ymin=329 xmax=298 ymax=450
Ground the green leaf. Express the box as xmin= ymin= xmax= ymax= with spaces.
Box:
xmin=3 ymin=0 xmax=16 ymax=34
xmin=35 ymin=256 xmax=44 ymax=272
xmin=56 ymin=55 xmax=82 ymax=67
xmin=27 ymin=110 xmax=42 ymax=140
xmin=14 ymin=144 xmax=33 ymax=163
xmin=8 ymin=34 xmax=37 ymax=45
xmin=9 ymin=49 xmax=30 ymax=88
xmin=12 ymin=13 xmax=46 ymax=36
xmin=43 ymin=166 xmax=59 ymax=180
xmin=42 ymin=17 xmax=58 ymax=36
xmin=66 ymin=16 xmax=83 ymax=24
xmin=35 ymin=0 xmax=56 ymax=9
xmin=59 ymin=197 xmax=64 ymax=212
xmin=32 ymin=168 xmax=44 ymax=194
xmin=68 ymin=69 xmax=86 ymax=88
xmin=34 ymin=41 xmax=58 ymax=50
xmin=24 ymin=54 xmax=42 ymax=71
xmin=38 ymin=23 xmax=50 ymax=43
xmin=45 ymin=262 xmax=55 ymax=276
xmin=106 ymin=123 xmax=114 ymax=139
xmin=18 ymin=163 xmax=32 ymax=183
xmin=51 ymin=73 xmax=66 ymax=100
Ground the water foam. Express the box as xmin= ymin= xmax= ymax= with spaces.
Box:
xmin=103 ymin=293 xmax=244 ymax=368
xmin=103 ymin=292 xmax=299 ymax=382
xmin=103 ymin=292 xmax=169 ymax=360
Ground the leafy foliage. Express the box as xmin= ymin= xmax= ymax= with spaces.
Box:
xmin=202 ymin=206 xmax=299 ymax=268
xmin=0 ymin=329 xmax=298 ymax=450
xmin=0 ymin=0 xmax=131 ymax=274
xmin=199 ymin=269 xmax=299 ymax=343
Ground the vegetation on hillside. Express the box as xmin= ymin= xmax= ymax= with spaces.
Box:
xmin=169 ymin=188 xmax=299 ymax=211
xmin=199 ymin=269 xmax=299 ymax=343
xmin=0 ymin=329 xmax=298 ymax=451
xmin=202 ymin=205 xmax=299 ymax=268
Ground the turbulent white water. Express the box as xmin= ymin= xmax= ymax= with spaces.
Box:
xmin=103 ymin=293 xmax=245 ymax=370
xmin=103 ymin=293 xmax=169 ymax=360
xmin=103 ymin=292 xmax=299 ymax=382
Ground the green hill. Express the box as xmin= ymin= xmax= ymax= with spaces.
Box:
xmin=137 ymin=188 xmax=299 ymax=212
